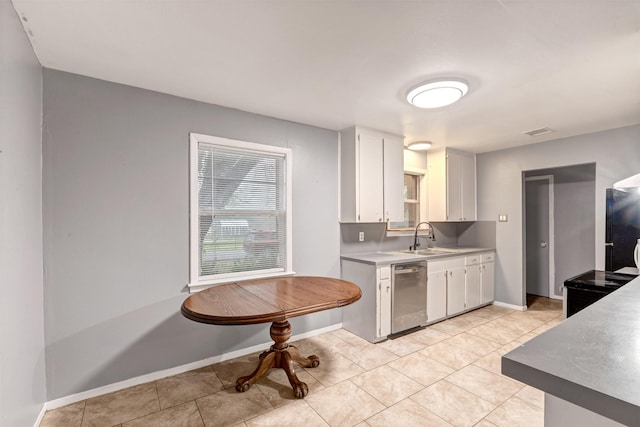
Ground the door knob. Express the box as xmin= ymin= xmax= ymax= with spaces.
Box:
xmin=540 ymin=241 xmax=548 ymax=248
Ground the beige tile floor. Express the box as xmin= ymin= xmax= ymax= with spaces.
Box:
xmin=40 ymin=296 xmax=562 ymax=427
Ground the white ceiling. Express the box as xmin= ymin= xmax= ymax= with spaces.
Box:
xmin=12 ymin=0 xmax=640 ymax=153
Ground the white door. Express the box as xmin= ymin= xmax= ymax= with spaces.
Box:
xmin=461 ymin=153 xmax=476 ymax=221
xmin=357 ymin=131 xmax=384 ymax=222
xmin=377 ymin=267 xmax=392 ymax=338
xmin=446 ymin=267 xmax=466 ymax=315
xmin=382 ymin=136 xmax=405 ymax=223
xmin=465 ymin=265 xmax=481 ymax=309
xmin=481 ymin=261 xmax=495 ymax=304
xmin=525 ymin=176 xmax=554 ymax=298
xmin=446 ymin=151 xmax=463 ymax=221
xmin=427 ymin=271 xmax=447 ymax=322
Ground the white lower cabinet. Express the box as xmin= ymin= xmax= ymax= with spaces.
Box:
xmin=465 ymin=255 xmax=482 ymax=309
xmin=428 ymin=257 xmax=466 ymax=317
xmin=427 ymin=270 xmax=447 ymax=323
xmin=377 ymin=266 xmax=392 ymax=338
xmin=341 ymin=259 xmax=391 ymax=343
xmin=342 ymin=251 xmax=495 ymax=343
xmin=430 ymin=251 xmax=495 ymax=319
xmin=480 ymin=252 xmax=495 ymax=304
xmin=447 ymin=266 xmax=466 ymax=316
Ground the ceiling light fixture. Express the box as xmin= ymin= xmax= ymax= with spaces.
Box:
xmin=406 ymin=79 xmax=469 ymax=109
xmin=407 ymin=141 xmax=432 ymax=151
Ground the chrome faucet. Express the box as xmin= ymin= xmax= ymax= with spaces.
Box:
xmin=410 ymin=222 xmax=436 ymax=251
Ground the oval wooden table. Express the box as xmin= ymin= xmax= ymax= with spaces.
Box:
xmin=181 ymin=276 xmax=361 ymax=398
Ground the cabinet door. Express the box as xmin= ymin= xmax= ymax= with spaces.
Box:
xmin=427 ymin=149 xmax=447 ymax=221
xmin=377 ymin=266 xmax=392 ymax=338
xmin=446 ymin=151 xmax=463 ymax=221
xmin=465 ymin=265 xmax=482 ymax=309
xmin=383 ymin=136 xmax=404 ymax=223
xmin=481 ymin=262 xmax=495 ymax=304
xmin=461 ymin=153 xmax=476 ymax=221
xmin=357 ymin=131 xmax=384 ymax=222
xmin=446 ymin=266 xmax=466 ymax=316
xmin=427 ymin=271 xmax=447 ymax=322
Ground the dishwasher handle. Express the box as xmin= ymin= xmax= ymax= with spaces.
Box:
xmin=394 ymin=263 xmax=426 ymax=274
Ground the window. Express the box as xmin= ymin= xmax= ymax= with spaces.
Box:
xmin=388 ymin=172 xmax=425 ymax=232
xmin=189 ymin=133 xmax=293 ymax=290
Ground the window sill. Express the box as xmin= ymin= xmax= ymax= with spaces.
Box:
xmin=187 ymin=270 xmax=296 ymax=293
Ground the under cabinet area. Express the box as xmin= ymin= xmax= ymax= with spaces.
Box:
xmin=339 ymin=126 xmax=404 ymax=223
xmin=427 ymin=148 xmax=476 ymax=222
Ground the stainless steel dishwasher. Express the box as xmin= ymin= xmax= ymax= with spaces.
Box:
xmin=391 ymin=261 xmax=428 ymax=334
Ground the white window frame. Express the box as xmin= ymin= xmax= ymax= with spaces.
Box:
xmin=188 ymin=133 xmax=294 ymax=292
xmin=387 ymin=168 xmax=427 ymax=236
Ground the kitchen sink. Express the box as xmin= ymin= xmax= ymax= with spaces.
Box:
xmin=400 ymin=248 xmax=459 ymax=256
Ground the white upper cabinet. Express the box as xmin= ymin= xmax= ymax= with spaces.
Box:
xmin=427 ymin=148 xmax=476 ymax=222
xmin=382 ymin=134 xmax=404 ymax=223
xmin=340 ymin=126 xmax=404 ymax=223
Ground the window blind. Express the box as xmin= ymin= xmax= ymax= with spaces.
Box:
xmin=197 ymin=143 xmax=287 ymax=280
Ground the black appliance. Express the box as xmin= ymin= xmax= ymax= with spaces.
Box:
xmin=605 ymin=188 xmax=640 ymax=271
xmin=564 ymin=270 xmax=637 ymax=317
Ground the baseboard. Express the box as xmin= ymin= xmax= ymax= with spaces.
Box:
xmin=33 ymin=404 xmax=47 ymax=427
xmin=492 ymin=300 xmax=527 ymax=311
xmin=43 ymin=322 xmax=342 ymax=411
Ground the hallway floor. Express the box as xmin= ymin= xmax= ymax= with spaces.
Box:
xmin=40 ymin=296 xmax=563 ymax=427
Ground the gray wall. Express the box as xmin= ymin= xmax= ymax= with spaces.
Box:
xmin=0 ymin=1 xmax=46 ymax=425
xmin=477 ymin=126 xmax=640 ymax=306
xmin=42 ymin=69 xmax=341 ymax=399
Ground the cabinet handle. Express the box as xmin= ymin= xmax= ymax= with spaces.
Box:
xmin=379 ymin=218 xmax=382 ymax=222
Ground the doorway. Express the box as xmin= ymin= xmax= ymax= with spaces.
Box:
xmin=524 ymin=176 xmax=555 ymax=298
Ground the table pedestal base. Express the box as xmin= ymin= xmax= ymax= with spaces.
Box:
xmin=235 ymin=320 xmax=320 ymax=398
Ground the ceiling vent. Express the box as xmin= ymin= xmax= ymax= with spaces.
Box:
xmin=524 ymin=127 xmax=554 ymax=137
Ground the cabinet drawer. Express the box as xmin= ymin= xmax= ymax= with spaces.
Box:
xmin=465 ymin=255 xmax=481 ymax=266
xmin=379 ymin=266 xmax=391 ymax=280
xmin=428 ymin=256 xmax=465 ymax=272
xmin=481 ymin=252 xmax=495 ymax=263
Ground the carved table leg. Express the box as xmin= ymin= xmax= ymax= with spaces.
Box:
xmin=288 ymin=345 xmax=320 ymax=368
xmin=235 ymin=350 xmax=276 ymax=392
xmin=234 ymin=320 xmax=320 ymax=398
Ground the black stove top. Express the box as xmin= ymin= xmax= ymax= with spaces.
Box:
xmin=564 ymin=270 xmax=637 ymax=290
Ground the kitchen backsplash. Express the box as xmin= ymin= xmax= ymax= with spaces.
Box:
xmin=340 ymin=221 xmax=496 ymax=254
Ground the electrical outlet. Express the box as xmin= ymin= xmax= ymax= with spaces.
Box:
xmin=358 ymin=232 xmax=365 ymax=242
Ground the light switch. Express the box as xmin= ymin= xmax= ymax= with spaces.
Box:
xmin=498 ymin=214 xmax=508 ymax=222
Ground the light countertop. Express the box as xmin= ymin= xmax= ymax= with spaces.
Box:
xmin=340 ymin=247 xmax=495 ymax=265
xmin=502 ymin=276 xmax=640 ymax=426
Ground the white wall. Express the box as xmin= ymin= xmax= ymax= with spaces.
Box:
xmin=0 ymin=1 xmax=46 ymax=425
xmin=477 ymin=125 xmax=640 ymax=306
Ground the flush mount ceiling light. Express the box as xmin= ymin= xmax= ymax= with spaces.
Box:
xmin=407 ymin=141 xmax=432 ymax=151
xmin=406 ymin=79 xmax=469 ymax=109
